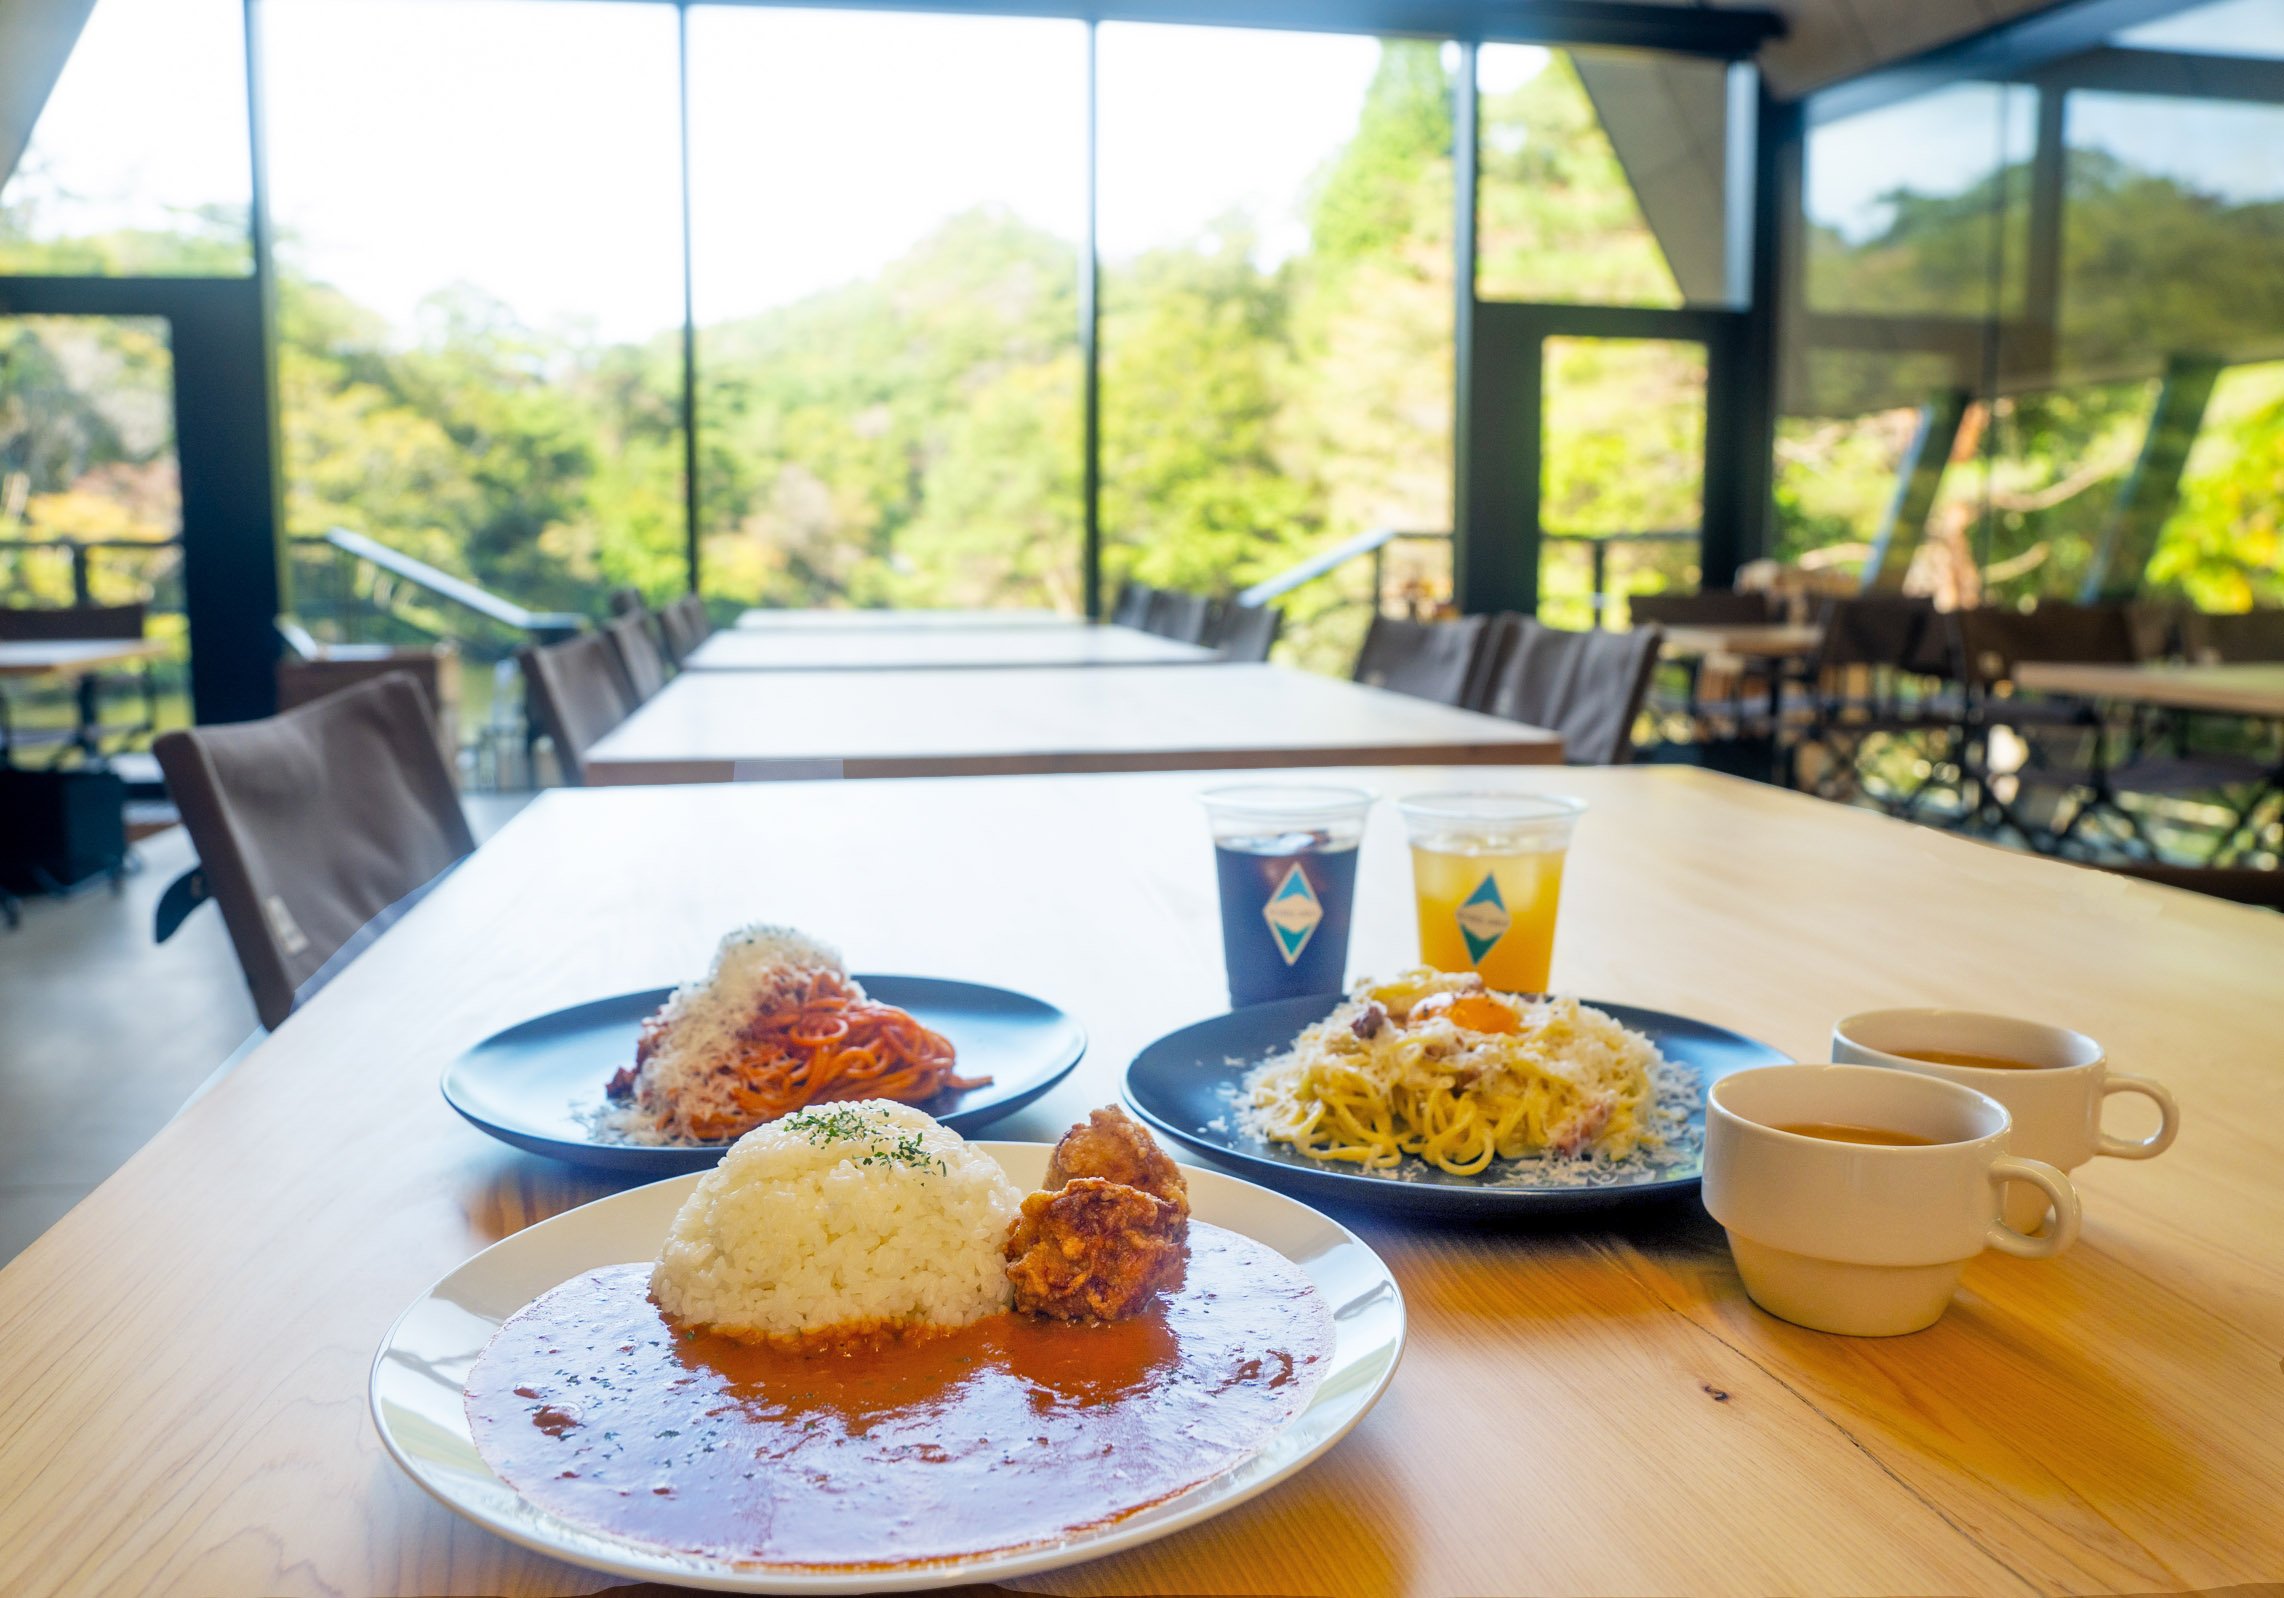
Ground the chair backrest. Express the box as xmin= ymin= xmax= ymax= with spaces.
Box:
xmin=1111 ymin=581 xmax=1154 ymax=629
xmin=1479 ymin=619 xmax=1663 ymax=765
xmin=605 ymin=612 xmax=670 ymax=702
xmin=606 ymin=586 xmax=647 ymax=619
xmin=1954 ymin=603 xmax=2138 ymax=687
xmin=1812 ymin=596 xmax=1933 ymax=672
xmin=2187 ymin=608 xmax=2284 ymax=664
xmin=1353 ymin=614 xmax=1490 ymax=707
xmin=152 ymin=672 xmax=474 ymax=1030
xmin=0 ymin=603 xmax=146 ymax=641
xmin=1460 ymin=613 xmax=1528 ymax=712
xmin=1625 ymin=590 xmax=1775 ymax=629
xmin=657 ymin=593 xmax=712 ymax=666
xmin=1146 ymin=590 xmax=1213 ymax=644
xmin=519 ymin=632 xmax=636 ymax=785
xmin=1213 ymin=601 xmax=1281 ymax=662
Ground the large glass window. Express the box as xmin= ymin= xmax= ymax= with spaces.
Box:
xmin=1476 ymin=44 xmax=1730 ymax=308
xmin=263 ymin=0 xmax=685 ymax=616
xmin=0 ymin=0 xmax=250 ymax=275
xmin=1098 ymin=25 xmax=1454 ymax=666
xmin=687 ymin=7 xmax=1085 ymax=613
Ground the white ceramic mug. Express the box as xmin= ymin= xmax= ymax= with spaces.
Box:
xmin=1702 ymin=1064 xmax=2081 ymax=1337
xmin=1832 ymin=1008 xmax=2178 ymax=1232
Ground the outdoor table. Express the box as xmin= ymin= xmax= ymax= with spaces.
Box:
xmin=2012 ymin=661 xmax=2284 ymax=718
xmin=687 ymin=623 xmax=1214 ymax=672
xmin=583 ymin=663 xmax=1562 ymax=783
xmin=736 ymin=607 xmax=1079 ymax=632
xmin=0 ymin=638 xmax=169 ymax=677
xmin=1 ymin=764 xmax=2276 ymax=1595
xmin=1657 ymin=623 xmax=1824 ymax=661
xmin=0 ymin=636 xmax=170 ymax=763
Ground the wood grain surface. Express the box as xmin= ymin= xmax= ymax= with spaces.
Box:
xmin=0 ymin=637 xmax=169 ymax=676
xmin=2012 ymin=661 xmax=2284 ymax=718
xmin=583 ymin=664 xmax=1562 ymax=783
xmin=686 ymin=624 xmax=1214 ymax=672
xmin=2 ymin=767 xmax=2280 ymax=1596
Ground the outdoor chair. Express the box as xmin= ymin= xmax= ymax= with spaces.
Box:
xmin=2187 ymin=609 xmax=2284 ymax=663
xmin=1145 ymin=590 xmax=1214 ymax=645
xmin=520 ymin=632 xmax=637 ymax=786
xmin=1629 ymin=591 xmax=1780 ymax=739
xmin=152 ymin=671 xmax=475 ymax=1031
xmin=606 ymin=612 xmax=670 ymax=702
xmin=1353 ymin=614 xmax=1490 ymax=708
xmin=1111 ymin=582 xmax=1154 ymax=629
xmin=1475 ymin=618 xmax=1662 ymax=765
xmin=1625 ymin=591 xmax=1777 ymax=629
xmin=1212 ymin=602 xmax=1281 ymax=662
xmin=1784 ymin=596 xmax=1955 ymax=808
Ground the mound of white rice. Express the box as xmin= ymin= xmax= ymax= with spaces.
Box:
xmin=650 ymin=1099 xmax=1021 ymax=1344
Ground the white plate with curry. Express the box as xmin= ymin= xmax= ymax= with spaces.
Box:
xmin=370 ymin=1142 xmax=1405 ymax=1592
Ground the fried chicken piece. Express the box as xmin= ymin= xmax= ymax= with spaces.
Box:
xmin=1004 ymin=1178 xmax=1186 ymax=1321
xmin=1043 ymin=1106 xmax=1190 ymax=1218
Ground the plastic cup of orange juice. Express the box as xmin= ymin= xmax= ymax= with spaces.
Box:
xmin=1395 ymin=792 xmax=1586 ymax=994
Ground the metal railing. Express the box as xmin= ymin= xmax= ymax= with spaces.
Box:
xmin=302 ymin=528 xmax=584 ymax=641
xmin=1242 ymin=527 xmax=1703 ymax=625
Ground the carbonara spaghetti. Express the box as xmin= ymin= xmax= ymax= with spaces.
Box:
xmin=600 ymin=925 xmax=987 ymax=1144
xmin=1241 ymin=968 xmax=1671 ymax=1175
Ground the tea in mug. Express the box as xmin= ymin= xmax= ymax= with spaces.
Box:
xmin=1895 ymin=1047 xmax=2047 ymax=1072
xmin=1775 ymin=1122 xmax=1943 ymax=1147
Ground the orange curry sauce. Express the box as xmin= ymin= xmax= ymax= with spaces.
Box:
xmin=464 ymin=1223 xmax=1333 ymax=1568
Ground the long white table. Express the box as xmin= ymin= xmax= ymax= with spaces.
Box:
xmin=735 ymin=607 xmax=1077 ymax=632
xmin=688 ymin=623 xmax=1213 ymax=671
xmin=586 ymin=663 xmax=1562 ymax=783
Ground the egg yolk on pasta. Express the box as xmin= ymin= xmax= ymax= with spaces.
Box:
xmin=1444 ymin=995 xmax=1522 ymax=1035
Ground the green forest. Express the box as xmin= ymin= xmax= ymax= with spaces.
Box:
xmin=4 ymin=41 xmax=2283 ymax=682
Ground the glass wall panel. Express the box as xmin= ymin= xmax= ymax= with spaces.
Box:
xmin=2152 ymin=359 xmax=2284 ymax=610
xmin=688 ymin=8 xmax=1085 ymax=613
xmin=1099 ymin=24 xmax=1453 ymax=667
xmin=2116 ymin=0 xmax=2284 ymax=59
xmin=1539 ymin=335 xmax=1705 ymax=627
xmin=0 ymin=0 xmax=250 ymax=274
xmin=1476 ymin=45 xmax=1727 ymax=308
xmin=2060 ymin=92 xmax=2284 ymax=381
xmin=263 ymin=0 xmax=685 ymax=624
xmin=0 ymin=314 xmax=188 ymax=732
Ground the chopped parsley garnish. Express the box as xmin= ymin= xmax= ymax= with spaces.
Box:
xmin=780 ymin=1108 xmax=947 ymax=1174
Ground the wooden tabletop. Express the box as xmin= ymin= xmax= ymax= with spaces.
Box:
xmin=0 ymin=637 xmax=168 ymax=677
xmin=2014 ymin=661 xmax=2284 ymax=717
xmin=688 ymin=623 xmax=1215 ymax=672
xmin=585 ymin=663 xmax=1562 ymax=783
xmin=2 ymin=765 xmax=2277 ymax=1596
xmin=1659 ymin=623 xmax=1824 ymax=660
xmin=736 ymin=607 xmax=1079 ymax=632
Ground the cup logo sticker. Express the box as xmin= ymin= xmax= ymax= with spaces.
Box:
xmin=1262 ymin=864 xmax=1324 ymax=966
xmin=1454 ymin=874 xmax=1510 ymax=964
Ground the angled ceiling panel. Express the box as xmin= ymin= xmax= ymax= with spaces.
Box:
xmin=0 ymin=0 xmax=99 ymax=192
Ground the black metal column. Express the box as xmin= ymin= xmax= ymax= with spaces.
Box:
xmin=1081 ymin=20 xmax=1103 ymax=620
xmin=678 ymin=0 xmax=702 ymax=597
xmin=1449 ymin=39 xmax=1488 ymax=615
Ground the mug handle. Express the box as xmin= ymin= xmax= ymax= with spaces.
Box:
xmin=1986 ymin=1156 xmax=2082 ymax=1259
xmin=2097 ymin=1073 xmax=2180 ymax=1160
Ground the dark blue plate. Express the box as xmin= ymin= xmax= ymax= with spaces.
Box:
xmin=443 ymin=975 xmax=1086 ymax=1174
xmin=1123 ymin=993 xmax=1790 ymax=1216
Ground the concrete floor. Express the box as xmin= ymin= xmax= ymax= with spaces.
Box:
xmin=0 ymin=796 xmax=531 ymax=1267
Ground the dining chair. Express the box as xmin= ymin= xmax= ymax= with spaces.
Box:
xmin=1460 ymin=613 xmax=1528 ymax=712
xmin=657 ymin=594 xmax=712 ymax=667
xmin=605 ymin=612 xmax=670 ymax=702
xmin=2186 ymin=608 xmax=2284 ymax=663
xmin=0 ymin=603 xmax=158 ymax=763
xmin=1475 ymin=618 xmax=1662 ymax=765
xmin=519 ymin=632 xmax=636 ymax=786
xmin=1624 ymin=590 xmax=1777 ymax=628
xmin=606 ymin=586 xmax=647 ymax=619
xmin=1111 ymin=582 xmax=1154 ymax=629
xmin=152 ymin=671 xmax=475 ymax=1031
xmin=1146 ymin=591 xmax=1214 ymax=645
xmin=1352 ymin=614 xmax=1489 ymax=707
xmin=1212 ymin=602 xmax=1281 ymax=662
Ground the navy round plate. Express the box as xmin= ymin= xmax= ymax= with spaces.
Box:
xmin=1123 ymin=993 xmax=1791 ymax=1216
xmin=443 ymin=975 xmax=1086 ymax=1174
